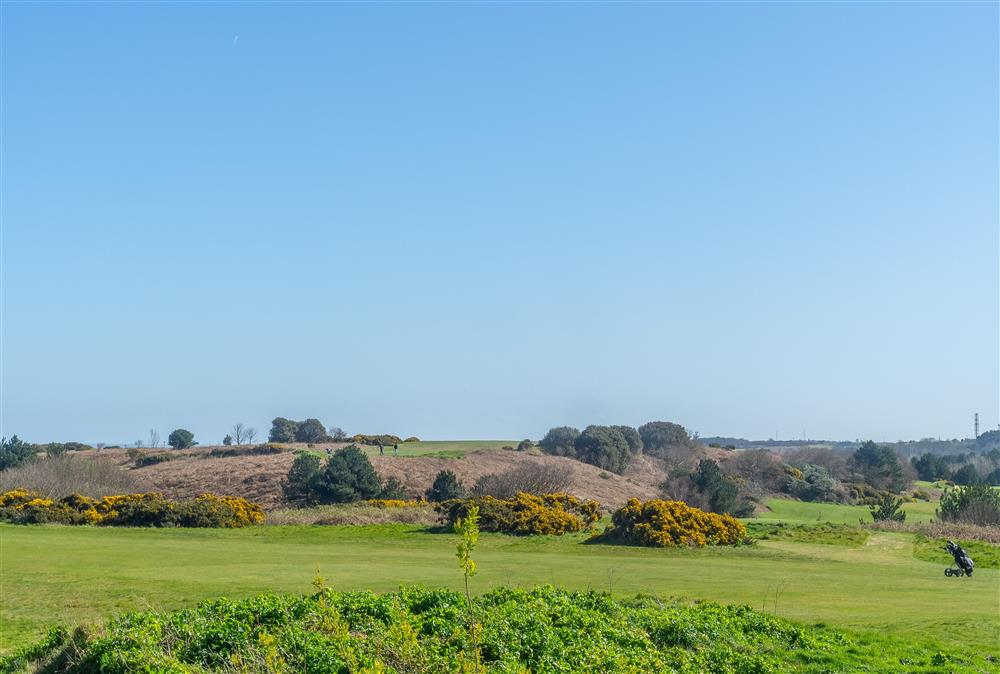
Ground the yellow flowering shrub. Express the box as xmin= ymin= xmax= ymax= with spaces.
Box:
xmin=435 ymin=492 xmax=602 ymax=536
xmin=600 ymin=498 xmax=747 ymax=547
xmin=364 ymin=499 xmax=428 ymax=509
xmin=0 ymin=490 xmax=265 ymax=527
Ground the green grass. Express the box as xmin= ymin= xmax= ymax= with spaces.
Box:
xmin=759 ymin=497 xmax=937 ymax=524
xmin=2 ymin=523 xmax=997 ymax=660
xmin=911 ymin=535 xmax=1000 ymax=570
xmin=745 ymin=522 xmax=870 ymax=547
xmin=353 ymin=440 xmax=517 ymax=459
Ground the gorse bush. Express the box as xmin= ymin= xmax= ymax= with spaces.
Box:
xmin=6 ymin=585 xmax=967 ymax=674
xmin=597 ymin=498 xmax=747 ymax=547
xmin=436 ymin=492 xmax=600 ymax=536
xmin=0 ymin=490 xmax=264 ymax=527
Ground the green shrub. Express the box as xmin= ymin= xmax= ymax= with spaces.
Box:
xmin=0 ymin=435 xmax=36 ymax=471
xmin=516 ymin=439 xmax=533 ymax=452
xmin=403 ymin=436 xmax=420 ymax=443
xmin=691 ymin=459 xmax=754 ymax=517
xmin=538 ymin=426 xmax=579 ymax=457
xmin=283 ymin=445 xmax=397 ymax=505
xmin=167 ymin=429 xmax=196 ymax=450
xmin=426 ymin=470 xmax=465 ymax=502
xmin=637 ymin=421 xmax=690 ymax=456
xmin=574 ymin=425 xmax=631 ymax=474
xmin=209 ymin=444 xmax=284 ymax=459
xmin=937 ymin=484 xmax=1000 ymax=526
xmin=868 ymin=493 xmax=906 ymax=522
xmin=783 ymin=463 xmax=837 ymax=502
xmin=13 ymin=585 xmax=955 ymax=674
xmin=133 ymin=453 xmax=176 ymax=468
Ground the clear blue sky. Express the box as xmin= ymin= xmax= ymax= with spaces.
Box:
xmin=2 ymin=2 xmax=997 ymax=445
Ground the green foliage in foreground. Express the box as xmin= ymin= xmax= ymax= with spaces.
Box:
xmin=3 ymin=586 xmax=986 ymax=674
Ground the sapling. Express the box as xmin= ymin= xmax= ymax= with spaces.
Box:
xmin=455 ymin=505 xmax=481 ymax=673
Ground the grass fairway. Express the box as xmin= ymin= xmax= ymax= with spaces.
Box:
xmin=2 ymin=523 xmax=997 ymax=659
xmin=356 ymin=440 xmax=516 ymax=458
xmin=760 ymin=497 xmax=938 ymax=524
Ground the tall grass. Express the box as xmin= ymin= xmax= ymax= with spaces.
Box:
xmin=0 ymin=455 xmax=146 ymax=497
xmin=267 ymin=502 xmax=438 ymax=526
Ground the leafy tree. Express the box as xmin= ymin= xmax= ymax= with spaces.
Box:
xmin=638 ymin=421 xmax=690 ymax=456
xmin=310 ymin=445 xmax=383 ymax=503
xmin=295 ymin=418 xmax=329 ymax=443
xmin=379 ymin=476 xmax=406 ymax=500
xmin=574 ymin=425 xmax=631 ymax=474
xmin=911 ymin=453 xmax=950 ymax=482
xmin=868 ymin=493 xmax=906 ymax=522
xmin=784 ymin=463 xmax=837 ymax=502
xmin=937 ymin=484 xmax=1000 ymax=525
xmin=427 ymin=469 xmax=466 ymax=502
xmin=538 ymin=427 xmax=580 ymax=457
xmin=851 ymin=441 xmax=905 ymax=492
xmin=1 ymin=436 xmax=37 ymax=471
xmin=691 ymin=459 xmax=753 ymax=517
xmin=283 ymin=453 xmax=322 ymax=504
xmin=611 ymin=425 xmax=643 ymax=455
xmin=951 ymin=464 xmax=982 ymax=486
xmin=975 ymin=429 xmax=1000 ymax=450
xmin=167 ymin=429 xmax=196 ymax=449
xmin=269 ymin=417 xmax=299 ymax=443
xmin=223 ymin=434 xmax=233 ymax=446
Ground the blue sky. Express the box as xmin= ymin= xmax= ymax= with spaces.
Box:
xmin=2 ymin=2 xmax=997 ymax=445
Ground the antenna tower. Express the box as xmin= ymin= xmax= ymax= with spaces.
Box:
xmin=974 ymin=413 xmax=979 ymax=439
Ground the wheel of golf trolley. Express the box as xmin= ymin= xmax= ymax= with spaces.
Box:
xmin=945 ymin=568 xmax=953 ymax=576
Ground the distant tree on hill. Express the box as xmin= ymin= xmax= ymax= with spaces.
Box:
xmin=245 ymin=427 xmax=258 ymax=444
xmin=167 ymin=429 xmax=196 ymax=449
xmin=223 ymin=434 xmax=233 ymax=446
xmin=638 ymin=421 xmax=691 ymax=456
xmin=283 ymin=445 xmax=395 ymax=505
xmin=852 ymin=441 xmax=905 ymax=491
xmin=148 ymin=429 xmax=161 ymax=448
xmin=574 ymin=425 xmax=631 ymax=474
xmin=269 ymin=417 xmax=299 ymax=443
xmin=295 ymin=418 xmax=329 ymax=443
xmin=539 ymin=427 xmax=580 ymax=457
xmin=691 ymin=459 xmax=753 ymax=517
xmin=232 ymin=423 xmax=248 ymax=445
xmin=329 ymin=426 xmax=347 ymax=442
xmin=610 ymin=425 xmax=643 ymax=455
xmin=426 ymin=469 xmax=465 ymax=501
xmin=0 ymin=435 xmax=37 ymax=470
xmin=951 ymin=464 xmax=982 ymax=486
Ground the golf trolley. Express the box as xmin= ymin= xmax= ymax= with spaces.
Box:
xmin=943 ymin=540 xmax=974 ymax=578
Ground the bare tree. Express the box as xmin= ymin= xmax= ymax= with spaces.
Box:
xmin=245 ymin=427 xmax=258 ymax=444
xmin=329 ymin=426 xmax=347 ymax=442
xmin=148 ymin=429 xmax=160 ymax=449
xmin=134 ymin=439 xmax=144 ymax=449
xmin=232 ymin=423 xmax=247 ymax=445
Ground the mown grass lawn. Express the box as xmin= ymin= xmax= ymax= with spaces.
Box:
xmin=2 ymin=522 xmax=997 ymax=659
xmin=355 ymin=440 xmax=517 ymax=458
xmin=760 ymin=497 xmax=938 ymax=524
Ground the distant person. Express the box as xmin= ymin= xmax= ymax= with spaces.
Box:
xmin=378 ymin=440 xmax=384 ymax=456
xmin=393 ymin=443 xmax=398 ymax=456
